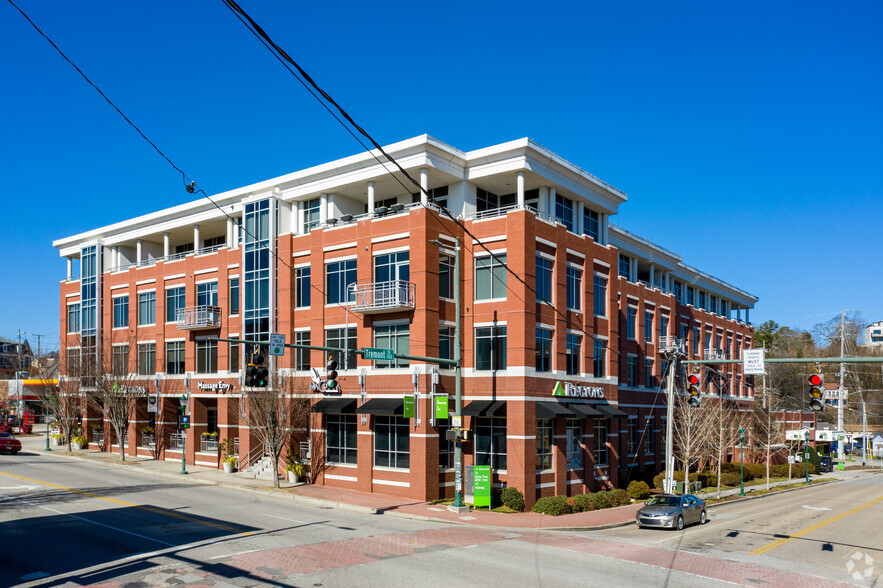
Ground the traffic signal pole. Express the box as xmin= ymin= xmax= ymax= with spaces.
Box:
xmin=663 ymin=356 xmax=676 ymax=494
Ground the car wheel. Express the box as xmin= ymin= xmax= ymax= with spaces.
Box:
xmin=676 ymin=515 xmax=685 ymax=530
xmin=700 ymin=510 xmax=707 ymax=524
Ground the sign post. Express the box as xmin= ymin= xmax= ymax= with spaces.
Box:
xmin=473 ymin=465 xmax=491 ymax=508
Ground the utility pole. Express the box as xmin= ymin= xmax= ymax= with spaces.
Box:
xmin=838 ymin=310 xmax=846 ymax=461
xmin=451 ymin=236 xmax=466 ymax=511
xmin=663 ymin=348 xmax=676 ymax=494
xmin=762 ymin=342 xmax=767 ymax=411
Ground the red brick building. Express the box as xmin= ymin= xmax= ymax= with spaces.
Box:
xmin=55 ymin=135 xmax=758 ymax=505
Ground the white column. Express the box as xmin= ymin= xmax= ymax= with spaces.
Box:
xmin=67 ymin=258 xmax=72 ymax=278
xmin=194 ymin=225 xmax=201 ymax=251
xmin=632 ymin=257 xmax=638 ymax=282
xmin=649 ymin=264 xmax=655 ymax=287
xmin=163 ymin=233 xmax=170 ymax=257
xmin=136 ymin=240 xmax=142 ymax=263
xmin=234 ymin=218 xmax=240 ymax=245
xmin=600 ymin=213 xmax=608 ymax=245
xmin=745 ymin=308 xmax=750 ymax=324
xmin=320 ymin=194 xmax=328 ymax=224
xmin=226 ymin=217 xmax=234 ymax=248
xmin=577 ymin=202 xmax=584 ymax=234
xmin=368 ymin=181 xmax=375 ymax=213
xmin=549 ymin=188 xmax=557 ymax=219
xmin=328 ymin=194 xmax=335 ymax=220
xmin=516 ymin=171 xmax=525 ymax=208
xmin=539 ymin=187 xmax=549 ymax=214
xmin=420 ymin=168 xmax=429 ymax=205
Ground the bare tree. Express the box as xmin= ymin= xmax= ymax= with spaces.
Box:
xmin=752 ymin=401 xmax=784 ymax=490
xmin=705 ymin=392 xmax=749 ymax=497
xmin=672 ymin=391 xmax=712 ymax=490
xmin=31 ymin=361 xmax=82 ymax=451
xmin=243 ymin=372 xmax=312 ymax=488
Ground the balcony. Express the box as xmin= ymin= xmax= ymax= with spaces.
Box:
xmin=658 ymin=336 xmax=684 ymax=353
xmin=176 ymin=305 xmax=221 ymax=330
xmin=704 ymin=348 xmax=726 ymax=360
xmin=350 ymin=281 xmax=415 ymax=314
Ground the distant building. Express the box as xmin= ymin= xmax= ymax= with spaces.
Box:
xmin=823 ymin=382 xmax=847 ymax=409
xmin=864 ymin=321 xmax=883 ymax=347
xmin=0 ymin=337 xmax=33 ymax=378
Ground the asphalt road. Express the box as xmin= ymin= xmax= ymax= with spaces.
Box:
xmin=1 ymin=450 xmax=880 ymax=587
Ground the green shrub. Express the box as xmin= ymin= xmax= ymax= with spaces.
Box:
xmin=807 ymin=446 xmax=821 ymax=474
xmin=500 ymin=486 xmax=525 ymax=512
xmin=574 ymin=494 xmax=596 ymax=512
xmin=719 ymin=462 xmax=740 ymax=474
xmin=590 ymin=491 xmax=612 ymax=509
xmin=720 ymin=472 xmax=742 ymax=487
xmin=72 ymin=435 xmax=87 ymax=446
xmin=532 ymin=495 xmax=573 ymax=516
xmin=611 ymin=488 xmax=630 ymax=506
xmin=698 ymin=472 xmax=718 ymax=488
xmin=627 ymin=480 xmax=650 ymax=500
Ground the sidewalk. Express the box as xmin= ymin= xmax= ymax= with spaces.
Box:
xmin=13 ymin=427 xmax=848 ymax=531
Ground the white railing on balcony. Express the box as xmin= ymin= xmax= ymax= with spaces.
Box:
xmin=105 ymin=245 xmax=227 ymax=274
xmin=659 ymin=336 xmax=685 ymax=353
xmin=704 ymin=348 xmax=726 ymax=360
xmin=93 ymin=430 xmax=104 ymax=445
xmin=176 ymin=305 xmax=221 ymax=330
xmin=200 ymin=435 xmax=219 ymax=452
xmin=170 ymin=432 xmax=185 ymax=450
xmin=350 ymin=281 xmax=415 ymax=313
xmin=141 ymin=432 xmax=156 ymax=447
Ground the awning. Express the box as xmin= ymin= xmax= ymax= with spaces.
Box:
xmin=594 ymin=404 xmax=629 ymax=419
xmin=568 ymin=404 xmax=604 ymax=418
xmin=356 ymin=398 xmax=404 ymax=415
xmin=460 ymin=400 xmax=507 ymax=417
xmin=535 ymin=402 xmax=577 ymax=418
xmin=311 ymin=397 xmax=358 ymax=413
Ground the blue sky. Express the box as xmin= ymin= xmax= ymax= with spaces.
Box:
xmin=2 ymin=1 xmax=881 ymax=353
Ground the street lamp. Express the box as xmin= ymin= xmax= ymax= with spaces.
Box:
xmin=739 ymin=427 xmax=745 ymax=496
xmin=179 ymin=394 xmax=188 ymax=475
xmin=804 ymin=430 xmax=810 ymax=484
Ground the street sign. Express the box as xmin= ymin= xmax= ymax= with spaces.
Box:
xmin=743 ymin=349 xmax=766 ymax=375
xmin=473 ymin=465 xmax=491 ymax=508
xmin=452 ymin=415 xmax=462 ymax=427
xmin=403 ymin=394 xmax=416 ymax=419
xmin=269 ymin=333 xmax=286 ymax=357
xmin=434 ymin=395 xmax=449 ymax=419
xmin=363 ymin=347 xmax=394 ymax=361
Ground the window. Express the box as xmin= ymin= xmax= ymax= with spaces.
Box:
xmin=138 ymin=292 xmax=156 ymax=326
xmin=112 ymin=298 xmax=128 ymax=329
xmin=229 ymin=278 xmax=240 ymax=314
xmin=673 ymin=281 xmax=683 ymax=303
xmin=438 ymin=418 xmax=455 ymax=468
xmin=593 ymin=420 xmax=608 ymax=466
xmin=197 ymin=339 xmax=218 ymax=373
xmin=166 ymin=287 xmax=185 ymax=323
xmin=566 ymin=266 xmax=582 ymax=311
xmin=627 ymin=418 xmax=638 ymax=456
xmin=476 ymin=188 xmax=498 ymax=212
xmin=475 ymin=254 xmax=507 ymax=300
xmin=412 ymin=185 xmax=448 ymax=208
xmin=710 ymin=295 xmax=718 ymax=315
xmin=166 ymin=341 xmax=185 ymax=375
xmin=439 ymin=255 xmax=454 ymax=299
xmin=536 ymin=419 xmax=553 ymax=470
xmin=66 ymin=348 xmax=81 ymax=376
xmin=374 ymin=416 xmax=409 ymax=468
xmin=618 ymin=254 xmax=631 ymax=280
xmin=566 ymin=419 xmax=583 ymax=471
xmin=475 ymin=326 xmax=507 ymax=371
xmin=679 ymin=323 xmax=689 ymax=343
xmin=112 ymin=345 xmax=128 ymax=376
xmin=692 ymin=326 xmax=700 ymax=354
xmin=197 ymin=282 xmax=218 ymax=307
xmin=644 ymin=310 xmax=654 ymax=342
xmin=583 ymin=209 xmax=599 ymax=241
xmin=175 ymin=243 xmax=194 ymax=254
xmin=535 ymin=256 xmax=553 ymax=303
xmin=627 ymin=307 xmax=637 ymax=340
xmin=439 ymin=326 xmax=454 ymax=362
xmin=229 ymin=341 xmax=240 ymax=373
xmin=645 ymin=417 xmax=655 ymax=454
xmin=660 ymin=314 xmax=669 ymax=339
xmin=535 ymin=328 xmax=553 ymax=372
xmin=326 ymin=413 xmax=357 ymax=465
xmin=726 ymin=336 xmax=732 ymax=358
xmin=303 ymin=198 xmax=321 ymax=233
xmin=138 ymin=343 xmax=156 ymax=375
xmin=593 ymin=339 xmax=606 ymax=378
xmin=593 ymin=275 xmax=607 ymax=317
xmin=68 ymin=303 xmax=81 ymax=333
xmin=326 ymin=327 xmax=357 ymax=369
xmin=554 ymin=194 xmax=574 ymax=231
xmin=698 ymin=291 xmax=706 ymax=310
xmin=686 ymin=286 xmax=695 ymax=306
xmin=375 ymin=251 xmax=410 ymax=284
xmin=644 ymin=359 xmax=655 ymax=388
xmin=295 ymin=331 xmax=310 ymax=371
xmin=326 ymin=260 xmax=357 ymax=304
xmin=475 ymin=417 xmax=507 ymax=470
xmin=294 ymin=267 xmax=310 ymax=308
xmin=627 ymin=356 xmax=638 ymax=387
xmin=374 ymin=323 xmax=409 ymax=368
xmin=566 ymin=333 xmax=581 ymax=375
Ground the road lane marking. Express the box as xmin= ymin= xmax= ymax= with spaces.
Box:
xmin=751 ymin=494 xmax=883 ymax=556
xmin=209 ymin=549 xmax=262 ymax=559
xmin=653 ymin=499 xmax=807 ymax=543
xmin=801 ymin=505 xmax=831 ymax=511
xmin=0 ymin=469 xmax=254 ymax=536
xmin=260 ymin=512 xmax=309 ymax=524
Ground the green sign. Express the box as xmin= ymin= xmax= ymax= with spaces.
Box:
xmin=403 ymin=394 xmax=416 ymax=419
xmin=364 ymin=347 xmax=395 ymax=361
xmin=434 ymin=395 xmax=449 ymax=419
xmin=552 ymin=381 xmax=564 ymax=397
xmin=473 ymin=465 xmax=492 ymax=507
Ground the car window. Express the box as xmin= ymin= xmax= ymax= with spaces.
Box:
xmin=0 ymin=432 xmax=12 ymax=439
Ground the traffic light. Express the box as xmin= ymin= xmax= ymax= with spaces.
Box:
xmin=325 ymin=356 xmax=339 ymax=391
xmin=808 ymin=372 xmax=824 ymax=411
xmin=246 ymin=350 xmax=269 ymax=387
xmin=686 ymin=368 xmax=701 ymax=408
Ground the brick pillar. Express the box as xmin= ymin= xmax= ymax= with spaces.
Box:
xmin=357 ymin=414 xmax=374 ymax=492
xmin=509 ymin=401 xmax=536 ymax=508
xmin=553 ymin=418 xmax=567 ymax=496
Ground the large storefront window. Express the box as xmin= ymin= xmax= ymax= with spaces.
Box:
xmin=373 ymin=323 xmax=409 ymax=368
xmin=536 ymin=419 xmax=552 ymax=470
xmin=566 ymin=419 xmax=583 ymax=471
xmin=326 ymin=413 xmax=357 ymax=465
xmin=374 ymin=416 xmax=409 ymax=469
xmin=475 ymin=326 xmax=507 ymax=371
xmin=438 ymin=418 xmax=454 ymax=468
xmin=475 ymin=417 xmax=507 ymax=470
xmin=593 ymin=420 xmax=608 ymax=466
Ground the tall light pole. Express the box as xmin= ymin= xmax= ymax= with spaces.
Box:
xmin=179 ymin=394 xmax=188 ymax=475
xmin=837 ymin=310 xmax=847 ymax=461
xmin=739 ymin=427 xmax=745 ymax=496
xmin=804 ymin=429 xmax=810 ymax=484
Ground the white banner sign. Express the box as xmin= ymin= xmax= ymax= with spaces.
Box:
xmin=742 ymin=349 xmax=766 ymax=375
xmin=147 ymin=393 xmax=158 ymax=413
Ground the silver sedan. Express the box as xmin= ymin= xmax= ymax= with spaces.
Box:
xmin=636 ymin=493 xmax=707 ymax=530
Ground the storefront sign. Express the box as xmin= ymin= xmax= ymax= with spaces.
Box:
xmin=147 ymin=393 xmax=158 ymax=413
xmin=552 ymin=381 xmax=605 ymax=398
xmin=434 ymin=395 xmax=449 ymax=419
xmin=197 ymin=381 xmax=234 ymax=393
xmin=403 ymin=394 xmax=416 ymax=419
xmin=473 ymin=465 xmax=491 ymax=508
